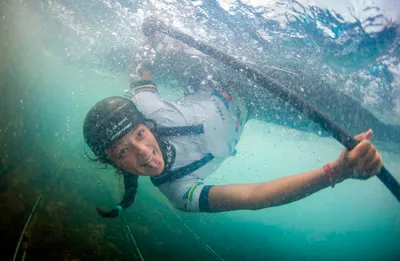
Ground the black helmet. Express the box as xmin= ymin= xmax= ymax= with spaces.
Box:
xmin=83 ymin=97 xmax=144 ymax=158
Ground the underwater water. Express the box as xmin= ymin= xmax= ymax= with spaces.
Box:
xmin=0 ymin=0 xmax=399 ymax=260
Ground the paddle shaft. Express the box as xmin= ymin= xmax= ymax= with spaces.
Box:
xmin=142 ymin=19 xmax=400 ymax=202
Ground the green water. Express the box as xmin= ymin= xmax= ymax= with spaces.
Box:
xmin=1 ymin=2 xmax=399 ymax=261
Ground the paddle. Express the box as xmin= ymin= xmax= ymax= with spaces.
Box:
xmin=142 ymin=18 xmax=400 ymax=203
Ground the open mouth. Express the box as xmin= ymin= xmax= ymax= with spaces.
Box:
xmin=141 ymin=150 xmax=156 ymax=168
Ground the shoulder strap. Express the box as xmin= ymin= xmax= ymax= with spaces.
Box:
xmin=157 ymin=124 xmax=204 ymax=137
xmin=150 ymin=153 xmax=214 ymax=186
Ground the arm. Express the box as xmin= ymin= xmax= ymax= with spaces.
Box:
xmin=130 ymin=33 xmax=210 ymax=96
xmin=207 ymin=162 xmax=337 ymax=212
xmin=207 ymin=129 xmax=383 ymax=213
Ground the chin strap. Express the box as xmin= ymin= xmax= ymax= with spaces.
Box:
xmin=157 ymin=137 xmax=176 ymax=174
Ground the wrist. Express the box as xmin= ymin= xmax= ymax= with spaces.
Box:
xmin=131 ymin=64 xmax=153 ymax=81
xmin=130 ymin=79 xmax=157 ymax=90
xmin=331 ymin=158 xmax=353 ymax=180
xmin=324 ymin=161 xmax=348 ymax=187
xmin=140 ymin=68 xmax=153 ymax=81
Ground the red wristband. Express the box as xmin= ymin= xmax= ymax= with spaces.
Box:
xmin=323 ymin=163 xmax=335 ymax=188
xmin=141 ymin=69 xmax=153 ymax=80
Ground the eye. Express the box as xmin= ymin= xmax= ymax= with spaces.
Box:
xmin=137 ymin=129 xmax=145 ymax=138
xmin=118 ymin=148 xmax=128 ymax=159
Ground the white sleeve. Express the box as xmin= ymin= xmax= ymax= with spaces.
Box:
xmin=130 ymin=83 xmax=182 ymax=125
xmin=130 ymin=83 xmax=163 ymax=116
xmin=157 ymin=177 xmax=214 ymax=212
xmin=131 ymin=83 xmax=203 ymax=128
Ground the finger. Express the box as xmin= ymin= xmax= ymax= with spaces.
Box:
xmin=352 ymin=170 xmax=369 ymax=180
xmin=366 ymin=156 xmax=382 ymax=176
xmin=356 ymin=155 xmax=379 ymax=179
xmin=354 ymin=151 xmax=382 ymax=179
xmin=368 ymin=153 xmax=383 ymax=175
xmin=359 ymin=145 xmax=377 ymax=170
xmin=365 ymin=129 xmax=373 ymax=139
xmin=376 ymin=154 xmax=383 ymax=174
xmin=349 ymin=140 xmax=372 ymax=164
xmin=356 ymin=140 xmax=373 ymax=158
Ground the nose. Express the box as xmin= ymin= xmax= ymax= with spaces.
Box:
xmin=136 ymin=143 xmax=150 ymax=156
xmin=129 ymin=138 xmax=150 ymax=156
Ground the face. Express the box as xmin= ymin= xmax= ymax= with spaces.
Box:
xmin=106 ymin=124 xmax=165 ymax=176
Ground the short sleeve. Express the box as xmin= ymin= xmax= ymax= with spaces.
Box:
xmin=157 ymin=177 xmax=214 ymax=212
xmin=130 ymin=82 xmax=190 ymax=126
xmin=131 ymin=83 xmax=162 ymax=115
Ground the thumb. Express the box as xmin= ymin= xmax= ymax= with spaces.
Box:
xmin=354 ymin=129 xmax=373 ymax=142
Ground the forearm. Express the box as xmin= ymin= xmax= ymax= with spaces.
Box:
xmin=208 ymin=161 xmax=343 ymax=212
xmin=248 ymin=166 xmax=333 ymax=209
xmin=130 ymin=35 xmax=158 ymax=85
